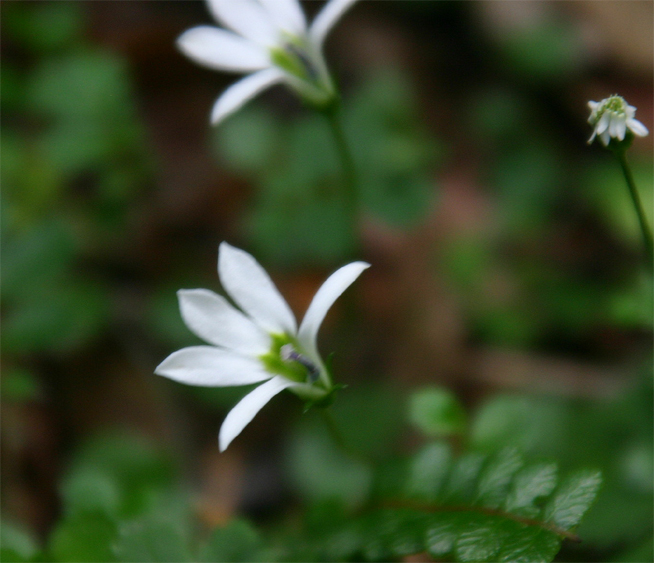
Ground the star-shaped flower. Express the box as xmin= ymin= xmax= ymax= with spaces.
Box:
xmin=177 ymin=0 xmax=357 ymax=124
xmin=155 ymin=242 xmax=369 ymax=451
xmin=588 ymin=95 xmax=649 ymax=147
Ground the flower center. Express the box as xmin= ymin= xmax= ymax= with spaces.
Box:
xmin=259 ymin=333 xmax=318 ymax=384
xmin=269 ymin=40 xmax=318 ymax=83
xmin=280 ymin=344 xmax=320 ymax=383
xmin=594 ymin=95 xmax=627 ymax=123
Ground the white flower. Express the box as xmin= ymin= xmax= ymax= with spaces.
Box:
xmin=588 ymin=95 xmax=649 ymax=147
xmin=155 ymin=242 xmax=369 ymax=451
xmin=177 ymin=0 xmax=358 ymax=124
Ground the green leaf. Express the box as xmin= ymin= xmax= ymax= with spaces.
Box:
xmin=360 ymin=509 xmax=427 ymax=560
xmin=113 ymin=519 xmax=190 ymax=563
xmin=0 ymin=521 xmax=40 ymax=562
xmin=424 ymin=512 xmax=477 ymax=558
xmin=60 ymin=468 xmax=121 ymax=518
xmin=304 ymin=447 xmax=602 ymax=563
xmin=504 ymin=463 xmax=558 ymax=518
xmin=200 ymin=520 xmax=262 ymax=563
xmin=441 ymin=452 xmax=486 ymax=505
xmin=409 ymin=387 xmax=467 ymax=437
xmin=454 ymin=514 xmax=509 ymax=562
xmin=61 ymin=432 xmax=177 ymax=519
xmin=49 ymin=512 xmax=117 ymax=563
xmin=543 ymin=469 xmax=602 ymax=530
xmin=405 ymin=442 xmax=452 ymax=502
xmin=476 ymin=447 xmax=524 ymax=509
xmin=496 ymin=525 xmax=561 ymax=563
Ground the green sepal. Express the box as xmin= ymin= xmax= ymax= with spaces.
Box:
xmin=303 ymin=384 xmax=347 ymax=413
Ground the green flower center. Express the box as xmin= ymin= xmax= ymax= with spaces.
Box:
xmin=259 ymin=333 xmax=316 ymax=383
xmin=598 ymin=95 xmax=627 ymax=119
xmin=270 ymin=39 xmax=318 ymax=83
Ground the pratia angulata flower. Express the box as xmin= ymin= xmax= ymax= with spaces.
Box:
xmin=177 ymin=0 xmax=358 ymax=124
xmin=587 ymin=95 xmax=649 ymax=147
xmin=155 ymin=242 xmax=369 ymax=451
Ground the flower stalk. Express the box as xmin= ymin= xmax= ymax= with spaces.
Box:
xmin=615 ymin=149 xmax=653 ymax=269
xmin=587 ymin=95 xmax=652 ymax=268
xmin=323 ymin=101 xmax=359 ymax=240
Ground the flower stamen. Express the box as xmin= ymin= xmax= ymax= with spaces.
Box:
xmin=280 ymin=344 xmax=320 ymax=383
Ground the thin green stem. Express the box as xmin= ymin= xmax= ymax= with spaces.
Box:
xmin=615 ymin=150 xmax=653 ymax=269
xmin=323 ymin=103 xmax=359 ymax=243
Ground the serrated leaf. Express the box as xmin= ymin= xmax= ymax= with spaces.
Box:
xmin=496 ymin=525 xmax=561 ymax=563
xmin=359 ymin=510 xmax=427 ymax=562
xmin=476 ymin=447 xmax=524 ymax=508
xmin=442 ymin=452 xmax=486 ymax=505
xmin=543 ymin=469 xmax=602 ymax=530
xmin=406 ymin=442 xmax=452 ymax=502
xmin=454 ymin=514 xmax=508 ymax=562
xmin=424 ymin=512 xmax=477 ymax=558
xmin=504 ymin=463 xmax=558 ymax=518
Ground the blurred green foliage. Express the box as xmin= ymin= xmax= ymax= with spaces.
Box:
xmin=215 ymin=68 xmax=441 ymax=266
xmin=1 ymin=1 xmax=652 ymax=562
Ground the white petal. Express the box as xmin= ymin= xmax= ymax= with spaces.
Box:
xmin=207 ymin=0 xmax=279 ymax=46
xmin=587 ymin=100 xmax=598 ymax=111
xmin=155 ymin=346 xmax=271 ymax=386
xmin=178 ymin=289 xmax=270 ymax=354
xmin=218 ymin=242 xmax=297 ymax=334
xmin=596 ymin=112 xmax=610 ymax=134
xmin=609 ymin=113 xmax=623 ymax=138
xmin=177 ymin=26 xmax=269 ymax=72
xmin=628 ymin=118 xmax=649 ymax=137
xmin=297 ymin=261 xmax=369 ymax=357
xmin=259 ymin=0 xmax=307 ymax=35
xmin=310 ymin=0 xmax=358 ymax=47
xmin=616 ymin=117 xmax=627 ymax=140
xmin=211 ymin=68 xmax=284 ymax=124
xmin=600 ymin=128 xmax=611 ymax=146
xmin=219 ymin=375 xmax=298 ymax=451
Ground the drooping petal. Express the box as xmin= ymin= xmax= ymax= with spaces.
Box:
xmin=297 ymin=261 xmax=369 ymax=356
xmin=178 ymin=289 xmax=270 ymax=354
xmin=176 ymin=26 xmax=270 ymax=72
xmin=211 ymin=68 xmax=284 ymax=124
xmin=596 ymin=111 xmax=610 ymax=135
xmin=609 ymin=113 xmax=625 ymax=139
xmin=219 ymin=375 xmax=299 ymax=451
xmin=600 ymin=128 xmax=611 ymax=146
xmin=218 ymin=242 xmax=297 ymax=335
xmin=259 ymin=0 xmax=307 ymax=35
xmin=155 ymin=346 xmax=272 ymax=386
xmin=207 ymin=0 xmax=279 ymax=46
xmin=309 ymin=0 xmax=358 ymax=48
xmin=628 ymin=118 xmax=649 ymax=137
